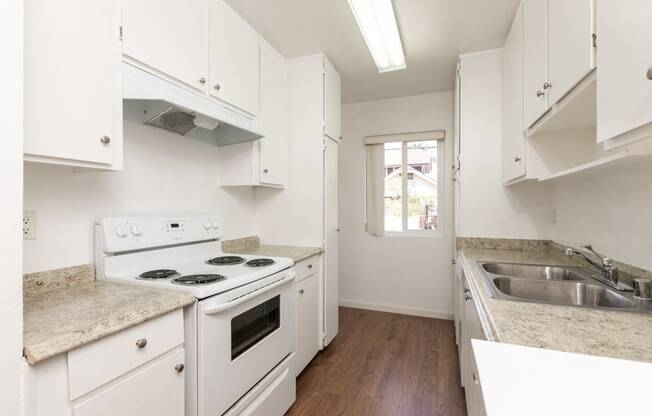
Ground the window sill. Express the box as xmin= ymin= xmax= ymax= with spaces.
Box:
xmin=383 ymin=231 xmax=444 ymax=239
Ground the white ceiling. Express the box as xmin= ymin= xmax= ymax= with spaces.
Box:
xmin=226 ymin=0 xmax=520 ymax=103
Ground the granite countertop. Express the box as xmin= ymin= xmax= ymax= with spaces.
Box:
xmin=23 ymin=265 xmax=195 ymax=365
xmin=458 ymin=247 xmax=652 ymax=363
xmin=222 ymin=236 xmax=323 ymax=263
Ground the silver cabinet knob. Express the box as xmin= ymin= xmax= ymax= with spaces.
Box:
xmin=263 ymin=168 xmax=268 ymax=174
xmin=543 ymin=82 xmax=552 ymax=90
xmin=299 ymin=289 xmax=305 ymax=294
xmin=199 ymin=77 xmax=206 ymax=84
xmin=135 ymin=338 xmax=147 ymax=348
xmin=174 ymin=363 xmax=185 ymax=373
xmin=214 ymin=83 xmax=221 ymax=91
xmin=100 ymin=136 xmax=111 ymax=144
xmin=307 ymin=264 xmax=313 ymax=269
xmin=536 ymin=90 xmax=545 ymax=97
xmin=514 ymin=156 xmax=522 ymax=162
xmin=647 ymin=67 xmax=652 ymax=80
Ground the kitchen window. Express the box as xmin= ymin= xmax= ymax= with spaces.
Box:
xmin=365 ymin=131 xmax=444 ymax=236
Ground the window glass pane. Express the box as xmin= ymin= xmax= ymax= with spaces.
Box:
xmin=406 ymin=140 xmax=438 ymax=230
xmin=384 ymin=142 xmax=402 ymax=232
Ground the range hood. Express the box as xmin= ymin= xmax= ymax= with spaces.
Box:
xmin=123 ymin=63 xmax=264 ymax=145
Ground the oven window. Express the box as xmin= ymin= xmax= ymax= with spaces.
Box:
xmin=231 ymin=295 xmax=281 ymax=360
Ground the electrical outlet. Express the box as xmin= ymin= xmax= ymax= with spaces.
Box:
xmin=23 ymin=211 xmax=37 ymax=240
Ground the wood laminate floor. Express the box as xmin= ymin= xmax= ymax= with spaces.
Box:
xmin=287 ymin=307 xmax=467 ymax=416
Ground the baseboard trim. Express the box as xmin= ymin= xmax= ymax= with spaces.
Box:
xmin=339 ymin=299 xmax=453 ymax=320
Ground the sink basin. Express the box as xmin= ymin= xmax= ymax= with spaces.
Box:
xmin=476 ymin=261 xmax=650 ymax=313
xmin=492 ymin=277 xmax=637 ymax=309
xmin=482 ymin=262 xmax=585 ymax=281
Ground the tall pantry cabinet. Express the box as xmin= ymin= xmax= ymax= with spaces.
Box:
xmin=283 ymin=54 xmax=341 ymax=347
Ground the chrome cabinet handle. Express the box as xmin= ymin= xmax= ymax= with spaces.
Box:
xmin=473 ymin=372 xmax=478 ymax=383
xmin=647 ymin=67 xmax=652 ymax=80
xmin=214 ymin=83 xmax=221 ymax=91
xmin=514 ymin=156 xmax=522 ymax=163
xmin=543 ymin=82 xmax=552 ymax=90
xmin=299 ymin=289 xmax=305 ymax=294
xmin=263 ymin=168 xmax=268 ymax=174
xmin=199 ymin=77 xmax=206 ymax=84
xmin=135 ymin=338 xmax=148 ymax=349
xmin=307 ymin=264 xmax=313 ymax=269
xmin=536 ymin=90 xmax=544 ymax=97
xmin=174 ymin=363 xmax=185 ymax=373
xmin=464 ymin=292 xmax=472 ymax=301
xmin=100 ymin=136 xmax=111 ymax=144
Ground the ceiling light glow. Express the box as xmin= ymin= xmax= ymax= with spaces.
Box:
xmin=347 ymin=0 xmax=406 ymax=73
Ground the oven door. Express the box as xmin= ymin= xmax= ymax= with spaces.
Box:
xmin=197 ymin=269 xmax=296 ymax=416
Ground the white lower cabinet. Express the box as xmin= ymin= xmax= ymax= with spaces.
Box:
xmin=26 ymin=310 xmax=185 ymax=416
xmin=294 ymin=258 xmax=320 ymax=376
xmin=457 ymin=267 xmax=487 ymax=416
xmin=73 ymin=349 xmax=185 ymax=416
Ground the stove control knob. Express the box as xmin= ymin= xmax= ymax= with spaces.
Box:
xmin=211 ymin=220 xmax=219 ymax=230
xmin=114 ymin=225 xmax=128 ymax=238
xmin=131 ymin=225 xmax=143 ymax=236
xmin=203 ymin=221 xmax=211 ymax=230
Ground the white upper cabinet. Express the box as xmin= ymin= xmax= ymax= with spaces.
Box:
xmin=524 ymin=0 xmax=595 ymax=129
xmin=259 ymin=42 xmax=288 ymax=186
xmin=209 ymin=0 xmax=260 ymax=116
xmin=597 ymin=0 xmax=652 ymax=144
xmin=523 ymin=0 xmax=548 ymax=127
xmin=24 ymin=0 xmax=122 ymax=169
xmin=547 ymin=0 xmax=595 ymax=104
xmin=324 ymin=57 xmax=342 ymax=142
xmin=122 ymin=0 xmax=209 ymax=91
xmin=502 ymin=2 xmax=526 ymax=182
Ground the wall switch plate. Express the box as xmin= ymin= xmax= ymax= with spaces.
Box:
xmin=23 ymin=211 xmax=37 ymax=240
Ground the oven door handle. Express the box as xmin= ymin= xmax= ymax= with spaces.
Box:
xmin=203 ymin=270 xmax=296 ymax=315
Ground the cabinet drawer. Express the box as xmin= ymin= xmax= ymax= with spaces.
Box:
xmin=295 ymin=255 xmax=321 ymax=283
xmin=68 ymin=309 xmax=184 ymax=400
xmin=73 ymin=349 xmax=185 ymax=416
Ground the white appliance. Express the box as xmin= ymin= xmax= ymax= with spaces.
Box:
xmin=95 ymin=214 xmax=296 ymax=416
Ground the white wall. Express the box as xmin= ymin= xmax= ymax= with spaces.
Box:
xmin=23 ymin=101 xmax=257 ymax=273
xmin=458 ymin=50 xmax=553 ymax=239
xmin=551 ymin=168 xmax=652 ymax=271
xmin=1 ymin=0 xmax=24 ymax=413
xmin=339 ymin=92 xmax=455 ymax=319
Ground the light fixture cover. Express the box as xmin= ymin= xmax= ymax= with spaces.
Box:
xmin=347 ymin=0 xmax=406 ymax=73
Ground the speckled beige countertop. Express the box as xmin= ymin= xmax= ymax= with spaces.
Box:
xmin=23 ymin=265 xmax=195 ymax=365
xmin=222 ymin=236 xmax=323 ymax=263
xmin=459 ymin=247 xmax=652 ymax=363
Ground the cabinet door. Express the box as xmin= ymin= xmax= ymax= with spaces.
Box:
xmin=209 ymin=0 xmax=260 ymax=116
xmin=463 ymin=288 xmax=487 ymax=416
xmin=122 ymin=0 xmax=208 ymax=91
xmin=548 ymin=0 xmax=594 ymax=104
xmin=73 ymin=349 xmax=185 ymax=416
xmin=597 ymin=0 xmax=652 ymax=143
xmin=502 ymin=2 xmax=526 ymax=182
xmin=523 ymin=0 xmax=548 ymax=127
xmin=295 ymin=274 xmax=319 ymax=376
xmin=259 ymin=43 xmax=287 ymax=186
xmin=24 ymin=0 xmax=119 ymax=166
xmin=324 ymin=138 xmax=340 ymax=346
xmin=324 ymin=58 xmax=342 ymax=142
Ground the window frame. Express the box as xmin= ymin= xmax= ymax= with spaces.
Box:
xmin=384 ymin=138 xmax=445 ymax=237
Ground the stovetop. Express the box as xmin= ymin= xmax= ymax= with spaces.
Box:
xmin=100 ymin=241 xmax=293 ymax=299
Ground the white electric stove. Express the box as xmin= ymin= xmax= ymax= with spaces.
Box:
xmin=95 ymin=214 xmax=297 ymax=416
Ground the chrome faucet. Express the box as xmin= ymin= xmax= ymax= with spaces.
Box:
xmin=565 ymin=245 xmax=631 ymax=291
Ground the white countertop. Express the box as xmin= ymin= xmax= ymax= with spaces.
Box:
xmin=472 ymin=339 xmax=652 ymax=416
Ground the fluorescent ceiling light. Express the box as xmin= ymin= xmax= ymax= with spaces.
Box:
xmin=347 ymin=0 xmax=406 ymax=73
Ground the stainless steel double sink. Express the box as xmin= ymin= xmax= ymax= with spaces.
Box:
xmin=477 ymin=262 xmax=652 ymax=313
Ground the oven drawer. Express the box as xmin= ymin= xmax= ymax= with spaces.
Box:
xmin=295 ymin=255 xmax=321 ymax=283
xmin=224 ymin=353 xmax=296 ymax=416
xmin=68 ymin=309 xmax=184 ymax=400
